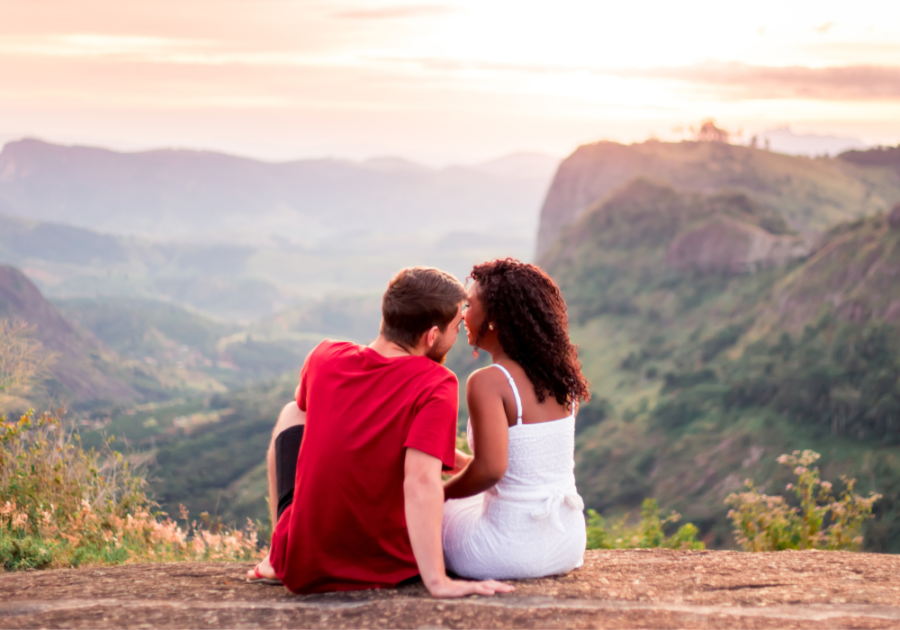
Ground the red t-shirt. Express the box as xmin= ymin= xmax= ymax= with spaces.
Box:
xmin=269 ymin=340 xmax=458 ymax=594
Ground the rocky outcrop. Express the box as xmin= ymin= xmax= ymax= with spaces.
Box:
xmin=536 ymin=139 xmax=900 ymax=258
xmin=3 ymin=550 xmax=900 ymax=628
xmin=665 ymin=219 xmax=812 ymax=274
xmin=542 ymin=179 xmax=810 ymax=279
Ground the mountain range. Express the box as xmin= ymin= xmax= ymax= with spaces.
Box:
xmin=0 ymin=138 xmax=556 ymax=246
xmin=0 ymin=139 xmax=556 ymax=321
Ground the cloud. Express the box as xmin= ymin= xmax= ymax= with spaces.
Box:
xmin=333 ymin=5 xmax=456 ymax=19
xmin=813 ymin=22 xmax=834 ymax=34
xmin=637 ymin=62 xmax=900 ymax=100
xmin=381 ymin=57 xmax=900 ymax=101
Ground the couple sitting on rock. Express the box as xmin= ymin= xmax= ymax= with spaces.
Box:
xmin=247 ymin=258 xmax=590 ymax=597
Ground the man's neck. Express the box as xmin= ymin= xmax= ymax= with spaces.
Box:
xmin=369 ymin=335 xmax=426 ymax=358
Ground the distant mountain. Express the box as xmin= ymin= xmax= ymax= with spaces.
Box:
xmin=536 ymin=140 xmax=900 ymax=257
xmin=756 ymin=127 xmax=868 ymax=157
xmin=0 ymin=138 xmax=556 ymax=247
xmin=0 ymin=139 xmax=555 ymax=320
xmin=471 ymin=152 xmax=561 ymax=180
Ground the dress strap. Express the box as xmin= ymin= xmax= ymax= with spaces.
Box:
xmin=491 ymin=364 xmax=523 ymax=425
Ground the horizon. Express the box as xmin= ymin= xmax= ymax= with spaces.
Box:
xmin=0 ymin=126 xmax=881 ymax=169
xmin=2 ymin=0 xmax=898 ymax=164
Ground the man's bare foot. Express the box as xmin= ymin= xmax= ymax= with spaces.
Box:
xmin=246 ymin=554 xmax=281 ymax=585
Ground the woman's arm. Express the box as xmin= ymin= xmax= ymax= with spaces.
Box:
xmin=443 ymin=369 xmax=509 ymax=500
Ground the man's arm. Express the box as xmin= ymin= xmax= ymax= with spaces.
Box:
xmin=404 ymin=447 xmax=514 ymax=598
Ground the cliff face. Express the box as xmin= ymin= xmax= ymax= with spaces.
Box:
xmin=0 ymin=265 xmax=138 ymax=405
xmin=664 ymin=219 xmax=811 ymax=275
xmin=536 ymin=140 xmax=900 ymax=258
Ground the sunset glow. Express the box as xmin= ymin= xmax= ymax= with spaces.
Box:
xmin=1 ymin=0 xmax=898 ymax=162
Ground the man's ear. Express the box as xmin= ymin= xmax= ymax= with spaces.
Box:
xmin=423 ymin=325 xmax=440 ymax=350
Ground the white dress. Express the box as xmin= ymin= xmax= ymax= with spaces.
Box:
xmin=442 ymin=364 xmax=587 ymax=580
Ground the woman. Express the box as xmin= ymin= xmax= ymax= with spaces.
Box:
xmin=443 ymin=258 xmax=590 ymax=580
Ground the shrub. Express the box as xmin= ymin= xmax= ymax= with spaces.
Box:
xmin=0 ymin=411 xmax=265 ymax=570
xmin=650 ymin=399 xmax=705 ymax=430
xmin=699 ymin=323 xmax=748 ymax=362
xmin=586 ymin=498 xmax=705 ymax=550
xmin=725 ymin=450 xmax=881 ymax=551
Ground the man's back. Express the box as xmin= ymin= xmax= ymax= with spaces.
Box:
xmin=269 ymin=340 xmax=458 ymax=593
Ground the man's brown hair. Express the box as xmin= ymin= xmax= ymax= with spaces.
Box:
xmin=381 ymin=267 xmax=466 ymax=349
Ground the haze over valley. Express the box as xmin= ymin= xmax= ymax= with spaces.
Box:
xmin=0 ymin=138 xmax=557 ymax=321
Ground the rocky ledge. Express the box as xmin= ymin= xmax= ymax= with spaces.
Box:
xmin=2 ymin=549 xmax=900 ymax=629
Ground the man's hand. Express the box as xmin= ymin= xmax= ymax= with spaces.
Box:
xmin=404 ymin=448 xmax=514 ymax=599
xmin=447 ymin=448 xmax=473 ymax=476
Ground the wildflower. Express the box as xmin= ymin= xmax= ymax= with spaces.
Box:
xmin=821 ymin=481 xmax=832 ymax=492
xmin=795 ymin=466 xmax=807 ymax=475
xmin=12 ymin=512 xmax=27 ymax=530
xmin=786 ymin=483 xmax=793 ymax=490
xmin=776 ymin=455 xmax=789 ymax=464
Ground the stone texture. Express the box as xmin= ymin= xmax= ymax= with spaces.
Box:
xmin=3 ymin=549 xmax=900 ymax=628
xmin=664 ymin=219 xmax=811 ymax=274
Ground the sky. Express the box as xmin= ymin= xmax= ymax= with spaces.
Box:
xmin=1 ymin=0 xmax=898 ymax=164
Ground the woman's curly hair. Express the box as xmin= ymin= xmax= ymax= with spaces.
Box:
xmin=471 ymin=258 xmax=590 ymax=408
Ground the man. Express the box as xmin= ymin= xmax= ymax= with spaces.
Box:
xmin=247 ymin=267 xmax=513 ymax=598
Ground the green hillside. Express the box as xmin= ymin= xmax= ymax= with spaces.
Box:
xmin=57 ymin=297 xmax=234 ymax=362
xmin=542 ymin=183 xmax=900 ymax=550
xmin=55 ymin=296 xmax=315 ymax=383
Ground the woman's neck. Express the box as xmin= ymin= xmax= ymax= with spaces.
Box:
xmin=486 ymin=346 xmax=509 ymax=364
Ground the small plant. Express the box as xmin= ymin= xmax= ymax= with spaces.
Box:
xmin=586 ymin=498 xmax=705 ymax=550
xmin=0 ymin=411 xmax=265 ymax=570
xmin=726 ymin=450 xmax=881 ymax=551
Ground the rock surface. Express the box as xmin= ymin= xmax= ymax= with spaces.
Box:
xmin=664 ymin=219 xmax=810 ymax=274
xmin=3 ymin=549 xmax=900 ymax=629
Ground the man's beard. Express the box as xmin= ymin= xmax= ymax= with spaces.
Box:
xmin=426 ymin=341 xmax=450 ymax=365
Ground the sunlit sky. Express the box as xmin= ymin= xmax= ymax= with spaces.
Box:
xmin=1 ymin=0 xmax=898 ymax=163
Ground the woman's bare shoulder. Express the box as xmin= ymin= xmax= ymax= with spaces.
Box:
xmin=466 ymin=365 xmax=506 ymax=391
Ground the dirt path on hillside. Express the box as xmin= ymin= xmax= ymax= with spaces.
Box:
xmin=2 ymin=549 xmax=899 ymax=629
